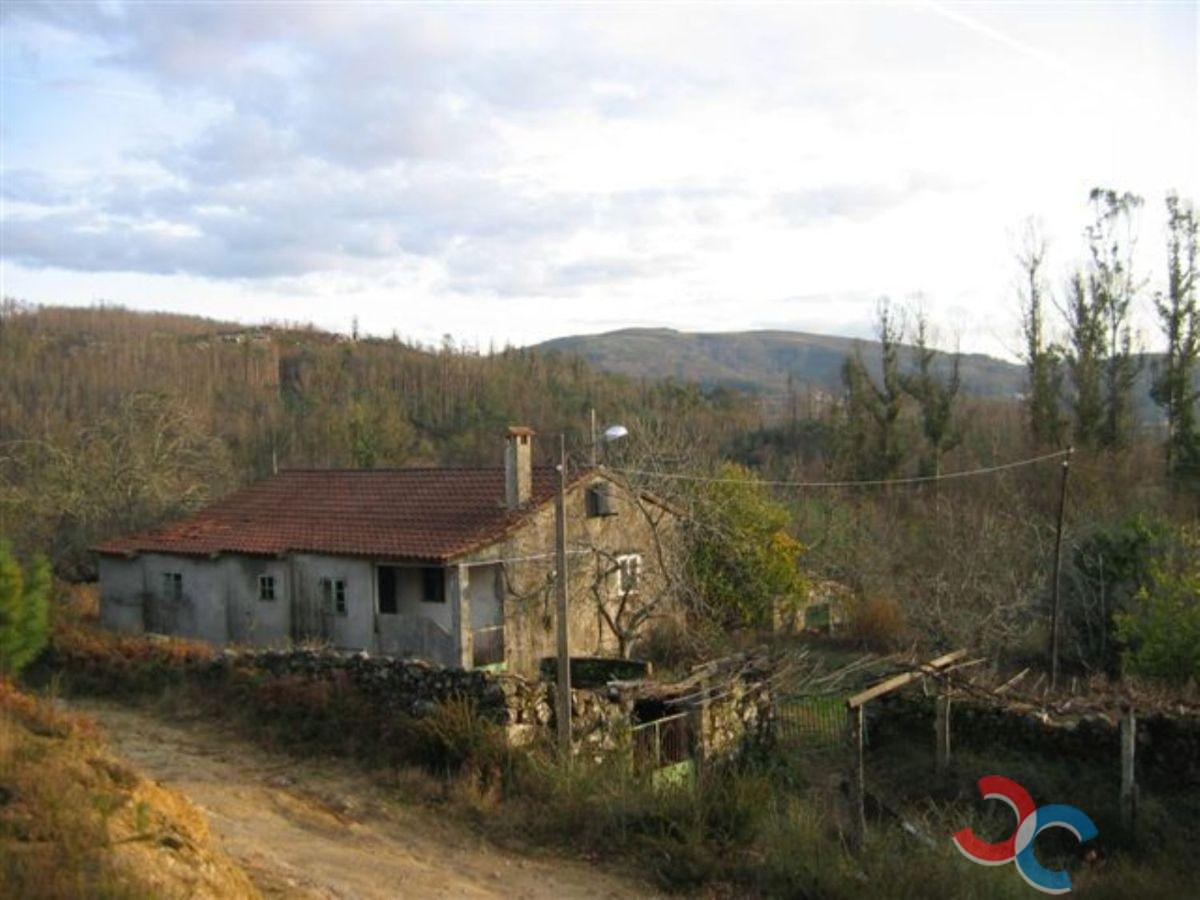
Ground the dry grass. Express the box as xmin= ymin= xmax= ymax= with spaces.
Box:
xmin=0 ymin=680 xmax=257 ymax=899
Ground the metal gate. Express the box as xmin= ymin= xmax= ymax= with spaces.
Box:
xmin=631 ymin=711 xmax=695 ymax=785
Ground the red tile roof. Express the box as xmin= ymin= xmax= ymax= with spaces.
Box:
xmin=94 ymin=467 xmax=583 ymax=562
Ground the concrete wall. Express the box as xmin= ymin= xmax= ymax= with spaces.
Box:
xmin=388 ymin=564 xmax=453 ymax=633
xmin=377 ymin=563 xmax=457 ymax=666
xmin=289 ymin=553 xmax=375 ymax=650
xmin=97 ymin=556 xmax=148 ymax=634
xmin=97 ymin=473 xmax=680 ymax=674
xmin=98 ymin=552 xmax=290 ymax=646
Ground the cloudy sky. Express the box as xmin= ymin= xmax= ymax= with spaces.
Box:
xmin=1 ymin=2 xmax=1196 ymax=357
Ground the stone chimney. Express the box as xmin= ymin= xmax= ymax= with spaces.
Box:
xmin=504 ymin=426 xmax=535 ymax=509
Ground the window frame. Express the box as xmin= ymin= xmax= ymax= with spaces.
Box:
xmin=615 ymin=553 xmax=642 ymax=595
xmin=258 ymin=574 xmax=276 ymax=602
xmin=162 ymin=571 xmax=183 ymax=602
xmin=420 ymin=567 xmax=445 ymax=604
xmin=320 ymin=577 xmax=348 ymax=616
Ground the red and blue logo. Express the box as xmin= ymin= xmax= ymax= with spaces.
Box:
xmin=953 ymin=775 xmax=1098 ymax=895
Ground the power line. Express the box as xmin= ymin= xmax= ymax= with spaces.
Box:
xmin=610 ymin=449 xmax=1070 ymax=489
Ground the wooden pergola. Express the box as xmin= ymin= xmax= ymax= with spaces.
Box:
xmin=843 ymin=649 xmax=967 ymax=847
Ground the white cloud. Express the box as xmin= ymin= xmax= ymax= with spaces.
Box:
xmin=0 ymin=1 xmax=1195 ymax=359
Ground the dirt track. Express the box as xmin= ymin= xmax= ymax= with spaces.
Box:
xmin=75 ymin=700 xmax=654 ymax=899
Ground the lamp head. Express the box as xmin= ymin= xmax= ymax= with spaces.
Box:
xmin=602 ymin=424 xmax=629 ymax=443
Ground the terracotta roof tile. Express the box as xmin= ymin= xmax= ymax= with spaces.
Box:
xmin=93 ymin=467 xmax=581 ymax=562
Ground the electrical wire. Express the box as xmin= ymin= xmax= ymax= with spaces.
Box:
xmin=460 ymin=549 xmax=588 ymax=568
xmin=610 ymin=448 xmax=1069 ymax=489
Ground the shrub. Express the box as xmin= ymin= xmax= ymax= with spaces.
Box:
xmin=849 ymin=594 xmax=909 ymax=652
xmin=686 ymin=462 xmax=809 ymax=628
xmin=0 ymin=542 xmax=51 ymax=677
xmin=632 ymin=618 xmax=712 ymax=674
xmin=1060 ymin=515 xmax=1169 ymax=675
xmin=1115 ymin=530 xmax=1200 ymax=682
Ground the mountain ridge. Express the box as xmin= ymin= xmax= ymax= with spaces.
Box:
xmin=537 ymin=326 xmax=1027 ymax=399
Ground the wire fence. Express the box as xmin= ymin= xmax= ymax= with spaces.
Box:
xmin=774 ymin=693 xmax=847 ymax=747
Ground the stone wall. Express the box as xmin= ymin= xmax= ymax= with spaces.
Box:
xmin=872 ymin=692 xmax=1200 ymax=788
xmin=195 ymin=646 xmax=769 ymax=761
xmin=460 ymin=471 xmax=684 ymax=677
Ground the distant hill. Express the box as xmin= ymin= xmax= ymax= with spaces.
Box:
xmin=537 ymin=327 xmax=1183 ymax=424
xmin=538 ymin=328 xmax=1027 ymax=399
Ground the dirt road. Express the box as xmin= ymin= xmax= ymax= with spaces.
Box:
xmin=75 ymin=700 xmax=655 ymax=900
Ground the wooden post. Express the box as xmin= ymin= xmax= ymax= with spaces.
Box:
xmin=1049 ymin=446 xmax=1073 ymax=691
xmin=1120 ymin=705 xmax=1137 ymax=831
xmin=935 ymin=690 xmax=951 ymax=774
xmin=692 ymin=674 xmax=710 ymax=771
xmin=847 ymin=704 xmax=865 ymax=849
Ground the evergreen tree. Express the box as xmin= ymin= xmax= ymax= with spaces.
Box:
xmin=900 ymin=312 xmax=963 ymax=478
xmin=0 ymin=542 xmax=51 ymax=677
xmin=839 ymin=300 xmax=907 ymax=479
xmin=1151 ymin=192 xmax=1200 ymax=480
xmin=1063 ymin=269 xmax=1108 ymax=449
xmin=1086 ymin=188 xmax=1144 ymax=450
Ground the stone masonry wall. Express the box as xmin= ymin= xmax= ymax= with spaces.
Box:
xmin=873 ymin=692 xmax=1200 ymax=788
xmin=199 ymin=647 xmax=769 ymax=760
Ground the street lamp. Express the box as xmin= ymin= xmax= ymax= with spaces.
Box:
xmin=554 ymin=423 xmax=628 ymax=757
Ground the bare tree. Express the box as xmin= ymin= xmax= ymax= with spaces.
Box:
xmin=1016 ymin=221 xmax=1066 ymax=448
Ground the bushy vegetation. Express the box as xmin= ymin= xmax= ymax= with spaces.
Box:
xmin=684 ymin=461 xmax=808 ymax=629
xmin=1116 ymin=528 xmax=1200 ymax=682
xmin=1060 ymin=516 xmax=1171 ymax=676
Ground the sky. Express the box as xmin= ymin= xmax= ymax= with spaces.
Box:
xmin=1 ymin=1 xmax=1196 ymax=359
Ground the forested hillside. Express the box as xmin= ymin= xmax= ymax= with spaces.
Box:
xmin=0 ymin=301 xmax=757 ymax=575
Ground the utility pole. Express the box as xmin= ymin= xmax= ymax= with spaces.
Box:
xmin=554 ymin=433 xmax=572 ymax=756
xmin=1049 ymin=446 xmax=1073 ymax=691
xmin=589 ymin=408 xmax=597 ymax=468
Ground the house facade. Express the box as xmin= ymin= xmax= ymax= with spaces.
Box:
xmin=95 ymin=428 xmax=680 ymax=676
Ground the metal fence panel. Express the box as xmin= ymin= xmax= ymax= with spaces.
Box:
xmin=774 ymin=694 xmax=847 ymax=746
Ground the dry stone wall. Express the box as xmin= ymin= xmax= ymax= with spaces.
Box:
xmin=198 ymin=647 xmax=771 ymax=759
xmin=873 ymin=692 xmax=1200 ymax=788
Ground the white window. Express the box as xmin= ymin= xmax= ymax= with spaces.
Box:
xmin=259 ymin=575 xmax=276 ymax=601
xmin=320 ymin=577 xmax=347 ymax=616
xmin=163 ymin=572 xmax=183 ymax=601
xmin=615 ymin=554 xmax=642 ymax=594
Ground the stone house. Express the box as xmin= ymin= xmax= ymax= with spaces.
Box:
xmin=94 ymin=428 xmax=681 ymax=676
